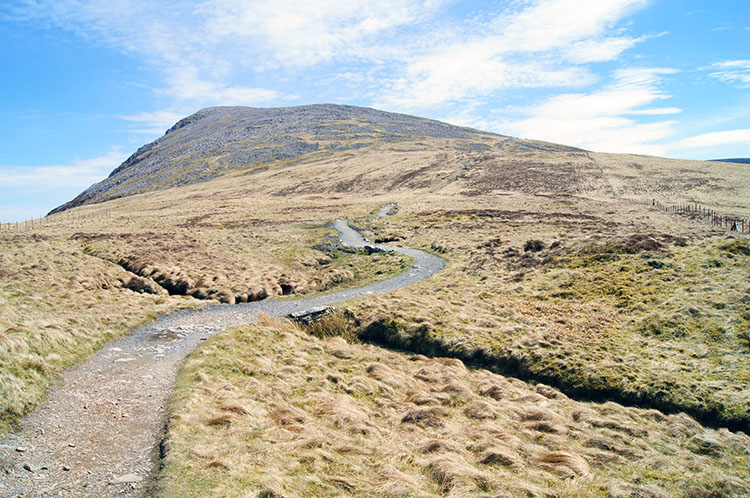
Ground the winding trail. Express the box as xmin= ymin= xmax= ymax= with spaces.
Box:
xmin=0 ymin=221 xmax=443 ymax=497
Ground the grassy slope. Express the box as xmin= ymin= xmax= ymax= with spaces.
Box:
xmin=0 ymin=231 xmax=198 ymax=431
xmin=2 ymin=136 xmax=749 ymax=492
xmin=0 ymin=173 xmax=408 ymax=431
xmin=160 ymin=317 xmax=750 ymax=497
xmin=156 ymin=146 xmax=749 ymax=495
xmin=351 ymin=199 xmax=750 ymax=430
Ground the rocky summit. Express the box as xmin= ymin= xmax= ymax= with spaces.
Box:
xmin=49 ymin=104 xmax=577 ymax=214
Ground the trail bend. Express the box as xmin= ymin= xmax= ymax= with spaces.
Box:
xmin=0 ymin=220 xmax=443 ymax=497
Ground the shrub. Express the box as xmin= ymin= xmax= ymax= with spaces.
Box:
xmin=524 ymin=240 xmax=545 ymax=252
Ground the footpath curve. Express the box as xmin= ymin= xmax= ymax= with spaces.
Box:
xmin=0 ymin=220 xmax=444 ymax=497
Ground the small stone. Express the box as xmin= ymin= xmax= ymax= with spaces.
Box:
xmin=15 ymin=447 xmax=27 ymax=453
xmin=68 ymin=443 xmax=76 ymax=448
xmin=111 ymin=472 xmax=143 ymax=484
xmin=62 ymin=466 xmax=70 ymax=471
xmin=23 ymin=463 xmax=33 ymax=473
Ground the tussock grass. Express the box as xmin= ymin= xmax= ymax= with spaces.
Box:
xmin=350 ymin=195 xmax=750 ymax=430
xmin=160 ymin=322 xmax=750 ymax=497
xmin=0 ymin=190 xmax=404 ymax=431
xmin=0 ymin=232 xmax=198 ymax=431
xmin=302 ymin=309 xmax=358 ymax=342
xmin=4 ymin=129 xmax=750 ymax=492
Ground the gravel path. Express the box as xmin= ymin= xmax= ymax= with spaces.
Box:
xmin=0 ymin=220 xmax=443 ymax=497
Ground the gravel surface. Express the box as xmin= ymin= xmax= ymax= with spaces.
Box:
xmin=0 ymin=220 xmax=443 ymax=497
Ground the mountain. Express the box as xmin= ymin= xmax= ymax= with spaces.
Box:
xmin=50 ymin=104 xmax=579 ymax=214
xmin=8 ymin=103 xmax=750 ymax=496
xmin=710 ymin=158 xmax=750 ymax=164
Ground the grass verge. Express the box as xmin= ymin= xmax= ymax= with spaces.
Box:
xmin=159 ymin=317 xmax=750 ymax=497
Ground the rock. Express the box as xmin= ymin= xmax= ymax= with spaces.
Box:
xmin=23 ymin=463 xmax=33 ymax=473
xmin=49 ymin=105 xmax=502 ymax=214
xmin=111 ymin=472 xmax=143 ymax=484
xmin=289 ymin=306 xmax=332 ymax=325
xmin=14 ymin=447 xmax=26 ymax=453
xmin=364 ymin=245 xmax=384 ymax=254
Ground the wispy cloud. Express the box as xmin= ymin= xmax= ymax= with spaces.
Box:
xmin=7 ymin=0 xmax=673 ymax=156
xmin=0 ymin=149 xmax=128 ymax=189
xmin=497 ymin=68 xmax=680 ymax=154
xmin=375 ymin=0 xmax=650 ymax=110
xmin=119 ymin=110 xmax=188 ymax=134
xmin=706 ymin=59 xmax=750 ymax=88
xmin=9 ymin=0 xmax=439 ymax=105
xmin=12 ymin=0 xmax=649 ymax=111
xmin=678 ymin=128 xmax=750 ymax=148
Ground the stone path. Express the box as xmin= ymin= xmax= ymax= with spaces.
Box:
xmin=0 ymin=221 xmax=443 ymax=497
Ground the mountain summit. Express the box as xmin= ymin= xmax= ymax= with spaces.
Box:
xmin=50 ymin=104 xmax=576 ymax=213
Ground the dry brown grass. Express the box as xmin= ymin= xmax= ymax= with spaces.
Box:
xmin=160 ymin=322 xmax=750 ymax=497
xmin=3 ymin=131 xmax=749 ymax=493
xmin=348 ymin=191 xmax=750 ymax=431
xmin=0 ymin=170 xmax=407 ymax=430
xmin=0 ymin=231 xmax=198 ymax=430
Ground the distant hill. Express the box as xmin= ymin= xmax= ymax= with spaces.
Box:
xmin=709 ymin=158 xmax=750 ymax=164
xmin=50 ymin=104 xmax=579 ymax=213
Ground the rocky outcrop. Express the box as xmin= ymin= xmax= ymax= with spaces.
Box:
xmin=50 ymin=104 xmax=512 ymax=213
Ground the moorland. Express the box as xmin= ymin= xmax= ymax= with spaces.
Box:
xmin=1 ymin=105 xmax=749 ymax=497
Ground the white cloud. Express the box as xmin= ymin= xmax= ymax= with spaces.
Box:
xmin=678 ymin=129 xmax=750 ymax=148
xmin=13 ymin=0 xmax=650 ymax=111
xmin=119 ymin=110 xmax=188 ymax=134
xmin=376 ymin=0 xmax=649 ymax=110
xmin=201 ymin=0 xmax=429 ymax=68
xmin=707 ymin=59 xmax=750 ymax=88
xmin=629 ymin=107 xmax=681 ymax=115
xmin=160 ymin=66 xmax=288 ymax=105
xmin=502 ymin=68 xmax=679 ymax=154
xmin=8 ymin=0 xmax=670 ymax=158
xmin=494 ymin=0 xmax=647 ymax=54
xmin=563 ymin=37 xmax=642 ymax=64
xmin=10 ymin=0 xmax=439 ymax=104
xmin=0 ymin=149 xmax=128 ymax=189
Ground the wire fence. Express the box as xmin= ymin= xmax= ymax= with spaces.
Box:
xmin=651 ymin=199 xmax=749 ymax=233
xmin=0 ymin=210 xmax=115 ymax=232
xmin=3 ymin=201 xmax=748 ymax=234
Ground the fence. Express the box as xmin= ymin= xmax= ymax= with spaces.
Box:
xmin=651 ymin=199 xmax=749 ymax=233
xmin=0 ymin=210 xmax=114 ymax=232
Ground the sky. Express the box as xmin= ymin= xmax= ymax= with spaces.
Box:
xmin=1 ymin=0 xmax=749 ymax=221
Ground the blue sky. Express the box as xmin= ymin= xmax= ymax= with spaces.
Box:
xmin=1 ymin=0 xmax=749 ymax=221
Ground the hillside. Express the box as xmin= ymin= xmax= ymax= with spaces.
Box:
xmin=711 ymin=158 xmax=750 ymax=164
xmin=49 ymin=104 xmax=579 ymax=214
xmin=2 ymin=105 xmax=750 ymax=496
